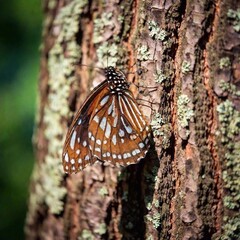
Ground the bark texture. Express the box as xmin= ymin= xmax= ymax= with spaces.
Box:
xmin=25 ymin=0 xmax=240 ymax=239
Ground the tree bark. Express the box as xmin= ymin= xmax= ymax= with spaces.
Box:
xmin=25 ymin=0 xmax=240 ymax=239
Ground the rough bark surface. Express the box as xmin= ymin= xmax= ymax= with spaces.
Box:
xmin=25 ymin=0 xmax=240 ymax=239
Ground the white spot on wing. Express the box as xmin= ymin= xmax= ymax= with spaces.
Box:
xmin=121 ymin=116 xmax=132 ymax=134
xmin=100 ymin=117 xmax=107 ymax=130
xmin=139 ymin=142 xmax=144 ymax=149
xmin=105 ymin=122 xmax=111 ymax=138
xmin=100 ymin=95 xmax=110 ymax=106
xmin=119 ymin=129 xmax=124 ymax=137
xmin=95 ymin=148 xmax=101 ymax=152
xmin=135 ymin=149 xmax=140 ymax=154
xmin=64 ymin=153 xmax=69 ymax=162
xmin=96 ymin=139 xmax=101 ymax=145
xmin=71 ymin=159 xmax=75 ymax=164
xmin=78 ymin=119 xmax=82 ymax=125
xmin=76 ymin=149 xmax=80 ymax=154
xmin=113 ymin=115 xmax=118 ymax=127
xmin=85 ymin=155 xmax=90 ymax=161
xmin=83 ymin=141 xmax=87 ymax=147
xmin=93 ymin=115 xmax=99 ymax=123
xmin=112 ymin=135 xmax=117 ymax=145
xmin=70 ymin=130 xmax=77 ymax=150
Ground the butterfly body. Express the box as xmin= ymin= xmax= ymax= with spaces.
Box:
xmin=62 ymin=66 xmax=150 ymax=174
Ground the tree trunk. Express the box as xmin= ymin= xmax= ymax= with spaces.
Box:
xmin=25 ymin=0 xmax=240 ymax=239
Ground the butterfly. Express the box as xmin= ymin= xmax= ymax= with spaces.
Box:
xmin=62 ymin=66 xmax=151 ymax=174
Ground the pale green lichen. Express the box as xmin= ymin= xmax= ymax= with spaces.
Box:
xmin=145 ymin=166 xmax=159 ymax=185
xmin=148 ymin=20 xmax=167 ymax=41
xmin=137 ymin=45 xmax=151 ymax=61
xmin=216 ymin=100 xmax=240 ymax=144
xmin=221 ymin=216 xmax=240 ymax=240
xmin=79 ymin=229 xmax=94 ymax=240
xmin=125 ymin=222 xmax=134 ymax=230
xmin=219 ymin=57 xmax=231 ymax=69
xmin=227 ymin=9 xmax=240 ymax=32
xmin=146 ymin=236 xmax=154 ymax=240
xmin=181 ymin=61 xmax=191 ymax=74
xmin=145 ymin=212 xmax=161 ymax=229
xmin=98 ymin=186 xmax=108 ymax=196
xmin=219 ymin=80 xmax=240 ymax=96
xmin=96 ymin=42 xmax=123 ymax=67
xmin=94 ymin=223 xmax=107 ymax=235
xmin=122 ymin=190 xmax=128 ymax=201
xmin=144 ymin=165 xmax=161 ymax=230
xmin=177 ymin=94 xmax=194 ymax=129
xmin=154 ymin=69 xmax=167 ymax=84
xmin=27 ymin=0 xmax=87 ymax=218
xmin=94 ymin=12 xmax=113 ymax=43
xmin=217 ymin=100 xmax=240 ymax=239
xmin=151 ymin=113 xmax=164 ymax=136
xmin=151 ymin=113 xmax=171 ymax=148
xmin=153 ymin=199 xmax=160 ymax=208
xmin=48 ymin=0 xmax=57 ymax=10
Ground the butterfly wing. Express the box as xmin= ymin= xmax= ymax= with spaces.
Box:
xmin=63 ymin=66 xmax=151 ymax=173
xmin=88 ymin=89 xmax=150 ymax=165
xmin=62 ymin=80 xmax=109 ymax=174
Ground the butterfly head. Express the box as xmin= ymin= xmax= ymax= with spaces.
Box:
xmin=105 ymin=67 xmax=129 ymax=93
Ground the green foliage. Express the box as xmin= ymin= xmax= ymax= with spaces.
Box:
xmin=0 ymin=1 xmax=42 ymax=239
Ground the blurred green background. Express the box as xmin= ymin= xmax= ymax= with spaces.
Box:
xmin=0 ymin=1 xmax=42 ymax=239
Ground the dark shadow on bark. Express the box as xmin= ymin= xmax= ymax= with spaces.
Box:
xmin=116 ymin=143 xmax=159 ymax=239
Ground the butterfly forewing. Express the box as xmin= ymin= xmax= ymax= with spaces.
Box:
xmin=62 ymin=81 xmax=108 ymax=174
xmin=62 ymin=66 xmax=150 ymax=174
